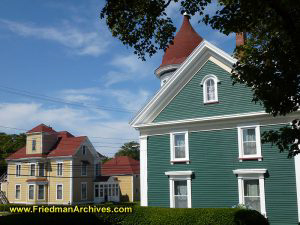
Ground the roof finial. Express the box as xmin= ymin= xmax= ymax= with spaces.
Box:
xmin=183 ymin=12 xmax=191 ymax=19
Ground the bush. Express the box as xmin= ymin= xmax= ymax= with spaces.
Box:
xmin=0 ymin=204 xmax=269 ymax=225
xmin=97 ymin=207 xmax=269 ymax=225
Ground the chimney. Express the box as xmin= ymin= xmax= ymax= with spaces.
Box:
xmin=236 ymin=32 xmax=246 ymax=47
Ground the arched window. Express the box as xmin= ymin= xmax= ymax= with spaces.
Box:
xmin=201 ymin=75 xmax=219 ymax=103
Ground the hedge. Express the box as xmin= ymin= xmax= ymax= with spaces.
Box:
xmin=0 ymin=204 xmax=269 ymax=225
xmin=98 ymin=207 xmax=269 ymax=225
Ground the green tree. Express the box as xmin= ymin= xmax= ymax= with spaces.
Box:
xmin=101 ymin=0 xmax=300 ymax=157
xmin=115 ymin=141 xmax=140 ymax=160
xmin=0 ymin=133 xmax=26 ymax=174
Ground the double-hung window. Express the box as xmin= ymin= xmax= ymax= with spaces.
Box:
xmin=170 ymin=132 xmax=189 ymax=163
xmin=32 ymin=139 xmax=36 ymax=151
xmin=30 ymin=164 xmax=36 ymax=176
xmin=81 ymin=182 xmax=87 ymax=200
xmin=81 ymin=163 xmax=87 ymax=176
xmin=38 ymin=184 xmax=45 ymax=200
xmin=38 ymin=163 xmax=45 ymax=177
xmin=56 ymin=184 xmax=63 ymax=200
xmin=28 ymin=184 xmax=34 ymax=200
xmin=15 ymin=184 xmax=21 ymax=199
xmin=238 ymin=125 xmax=262 ymax=161
xmin=16 ymin=164 xmax=21 ymax=177
xmin=57 ymin=162 xmax=63 ymax=176
xmin=165 ymin=171 xmax=193 ymax=208
xmin=233 ymin=169 xmax=267 ymax=217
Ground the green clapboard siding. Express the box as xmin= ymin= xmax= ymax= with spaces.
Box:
xmin=153 ymin=60 xmax=264 ymax=122
xmin=147 ymin=125 xmax=298 ymax=225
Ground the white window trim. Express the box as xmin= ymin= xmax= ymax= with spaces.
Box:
xmin=37 ymin=184 xmax=45 ymax=200
xmin=94 ymin=184 xmax=99 ymax=199
xmin=81 ymin=182 xmax=87 ymax=200
xmin=201 ymin=74 xmax=219 ymax=104
xmin=15 ymin=184 xmax=21 ymax=200
xmin=165 ymin=171 xmax=193 ymax=208
xmin=32 ymin=139 xmax=36 ymax=151
xmin=38 ymin=163 xmax=45 ymax=177
xmin=81 ymin=162 xmax=87 ymax=176
xmin=28 ymin=184 xmax=35 ymax=201
xmin=29 ymin=163 xmax=36 ymax=177
xmin=237 ymin=124 xmax=262 ymax=161
xmin=170 ymin=131 xmax=189 ymax=164
xmin=233 ymin=169 xmax=267 ymax=217
xmin=57 ymin=162 xmax=63 ymax=177
xmin=16 ymin=164 xmax=21 ymax=177
xmin=56 ymin=183 xmax=63 ymax=200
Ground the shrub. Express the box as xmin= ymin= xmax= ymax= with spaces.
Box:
xmin=97 ymin=207 xmax=269 ymax=225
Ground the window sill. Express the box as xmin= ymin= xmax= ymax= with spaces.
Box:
xmin=239 ymin=156 xmax=263 ymax=162
xmin=170 ymin=160 xmax=190 ymax=165
xmin=204 ymin=101 xmax=219 ymax=105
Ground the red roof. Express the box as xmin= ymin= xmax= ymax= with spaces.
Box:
xmin=6 ymin=124 xmax=86 ymax=160
xmin=101 ymin=156 xmax=140 ymax=176
xmin=27 ymin=124 xmax=56 ymax=134
xmin=160 ymin=15 xmax=203 ymax=67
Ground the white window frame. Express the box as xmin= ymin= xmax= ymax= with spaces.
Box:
xmin=28 ymin=184 xmax=35 ymax=200
xmin=16 ymin=164 xmax=21 ymax=177
xmin=81 ymin=182 xmax=87 ymax=200
xmin=37 ymin=184 xmax=45 ymax=200
xmin=56 ymin=184 xmax=63 ymax=200
xmin=38 ymin=163 xmax=45 ymax=177
xmin=95 ymin=164 xmax=100 ymax=176
xmin=165 ymin=171 xmax=193 ymax=208
xmin=32 ymin=139 xmax=36 ymax=151
xmin=170 ymin=131 xmax=189 ymax=164
xmin=94 ymin=184 xmax=99 ymax=198
xmin=81 ymin=162 xmax=87 ymax=176
xmin=201 ymin=74 xmax=219 ymax=104
xmin=15 ymin=184 xmax=21 ymax=200
xmin=29 ymin=163 xmax=36 ymax=177
xmin=233 ymin=169 xmax=267 ymax=217
xmin=237 ymin=124 xmax=262 ymax=161
xmin=57 ymin=162 xmax=63 ymax=176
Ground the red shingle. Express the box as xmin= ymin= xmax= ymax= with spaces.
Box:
xmin=101 ymin=156 xmax=140 ymax=176
xmin=160 ymin=15 xmax=203 ymax=67
xmin=27 ymin=124 xmax=56 ymax=134
xmin=6 ymin=125 xmax=86 ymax=160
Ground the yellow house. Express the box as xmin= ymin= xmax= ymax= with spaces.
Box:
xmin=0 ymin=124 xmax=106 ymax=205
xmin=101 ymin=156 xmax=140 ymax=202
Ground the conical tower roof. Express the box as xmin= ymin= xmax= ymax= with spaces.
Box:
xmin=160 ymin=14 xmax=203 ymax=68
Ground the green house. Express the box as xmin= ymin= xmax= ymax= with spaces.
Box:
xmin=130 ymin=15 xmax=300 ymax=225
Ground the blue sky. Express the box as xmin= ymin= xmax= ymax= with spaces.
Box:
xmin=0 ymin=0 xmax=235 ymax=156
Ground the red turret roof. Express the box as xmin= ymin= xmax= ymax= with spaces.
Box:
xmin=160 ymin=15 xmax=203 ymax=67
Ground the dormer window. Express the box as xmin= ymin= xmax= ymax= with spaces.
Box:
xmin=201 ymin=75 xmax=219 ymax=104
xmin=32 ymin=140 xmax=36 ymax=151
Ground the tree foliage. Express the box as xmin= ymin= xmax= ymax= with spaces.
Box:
xmin=101 ymin=0 xmax=300 ymax=157
xmin=0 ymin=132 xmax=26 ymax=174
xmin=114 ymin=141 xmax=140 ymax=160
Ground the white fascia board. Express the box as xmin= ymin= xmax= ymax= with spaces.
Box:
xmin=233 ymin=169 xmax=267 ymax=175
xmin=130 ymin=40 xmax=237 ymax=127
xmin=135 ymin=111 xmax=267 ymax=129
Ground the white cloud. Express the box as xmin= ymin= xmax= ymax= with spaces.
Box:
xmin=0 ymin=19 xmax=109 ymax=56
xmin=104 ymin=54 xmax=156 ymax=87
xmin=0 ymin=102 xmax=138 ymax=156
xmin=57 ymin=86 xmax=151 ymax=113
